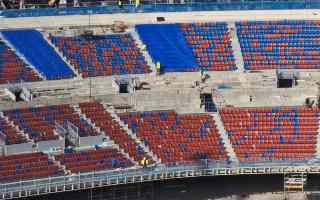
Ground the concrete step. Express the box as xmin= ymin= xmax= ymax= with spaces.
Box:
xmin=227 ymin=22 xmax=245 ymax=72
xmin=0 ymin=111 xmax=34 ymax=144
xmin=41 ymin=31 xmax=81 ymax=79
xmin=103 ymin=103 xmax=162 ymax=164
xmin=130 ymin=28 xmax=157 ymax=75
xmin=212 ymin=112 xmax=239 ymax=164
xmin=73 ymin=104 xmax=138 ymax=165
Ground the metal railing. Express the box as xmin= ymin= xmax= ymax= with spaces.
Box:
xmin=0 ymin=159 xmax=319 ymax=199
xmin=1 ymin=1 xmax=320 ymax=18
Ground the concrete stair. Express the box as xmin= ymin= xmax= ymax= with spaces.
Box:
xmin=0 ymin=33 xmax=46 ymax=80
xmin=102 ymin=103 xmax=162 ymax=164
xmin=130 ymin=28 xmax=157 ymax=75
xmin=227 ymin=22 xmax=245 ymax=72
xmin=73 ymin=105 xmax=138 ymax=165
xmin=41 ymin=31 xmax=82 ymax=79
xmin=212 ymin=112 xmax=239 ymax=165
xmin=0 ymin=112 xmax=34 ymax=144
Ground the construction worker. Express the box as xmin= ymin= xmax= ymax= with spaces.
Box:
xmin=156 ymin=61 xmax=161 ymax=75
xmin=118 ymin=0 xmax=122 ymax=8
xmin=135 ymin=0 xmax=140 ymax=8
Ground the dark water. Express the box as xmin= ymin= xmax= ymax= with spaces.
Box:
xmin=23 ymin=175 xmax=285 ymax=200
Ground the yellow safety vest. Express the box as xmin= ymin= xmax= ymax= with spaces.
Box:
xmin=135 ymin=0 xmax=140 ymax=7
xmin=156 ymin=62 xmax=161 ymax=71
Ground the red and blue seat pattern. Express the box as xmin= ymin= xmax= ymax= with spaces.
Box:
xmin=0 ymin=116 xmax=28 ymax=145
xmin=3 ymin=104 xmax=98 ymax=142
xmin=180 ymin=22 xmax=237 ymax=71
xmin=0 ymin=40 xmax=41 ymax=84
xmin=79 ymin=101 xmax=153 ymax=163
xmin=55 ymin=148 xmax=133 ymax=173
xmin=237 ymin=20 xmax=320 ymax=70
xmin=0 ymin=152 xmax=63 ymax=183
xmin=119 ymin=111 xmax=228 ymax=165
xmin=220 ymin=107 xmax=319 ymax=162
xmin=51 ymin=34 xmax=151 ymax=77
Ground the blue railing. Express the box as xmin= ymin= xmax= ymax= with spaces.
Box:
xmin=1 ymin=1 xmax=320 ymax=18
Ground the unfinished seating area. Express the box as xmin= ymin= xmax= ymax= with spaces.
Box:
xmin=55 ymin=148 xmax=133 ymax=173
xmin=0 ymin=152 xmax=62 ymax=183
xmin=237 ymin=20 xmax=320 ymax=70
xmin=79 ymin=101 xmax=152 ymax=163
xmin=220 ymin=107 xmax=319 ymax=162
xmin=51 ymin=34 xmax=151 ymax=77
xmin=181 ymin=22 xmax=237 ymax=71
xmin=0 ymin=39 xmax=41 ymax=84
xmin=119 ymin=111 xmax=228 ymax=165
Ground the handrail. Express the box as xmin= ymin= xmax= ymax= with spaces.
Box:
xmin=0 ymin=159 xmax=317 ymax=194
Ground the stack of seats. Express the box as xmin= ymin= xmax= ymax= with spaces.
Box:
xmin=3 ymin=104 xmax=98 ymax=142
xmin=0 ymin=116 xmax=28 ymax=145
xmin=181 ymin=22 xmax=237 ymax=71
xmin=120 ymin=111 xmax=228 ymax=165
xmin=55 ymin=148 xmax=133 ymax=173
xmin=79 ymin=101 xmax=153 ymax=163
xmin=237 ymin=20 xmax=320 ymax=70
xmin=51 ymin=34 xmax=151 ymax=77
xmin=0 ymin=39 xmax=41 ymax=84
xmin=220 ymin=107 xmax=319 ymax=162
xmin=1 ymin=30 xmax=75 ymax=80
xmin=0 ymin=152 xmax=63 ymax=183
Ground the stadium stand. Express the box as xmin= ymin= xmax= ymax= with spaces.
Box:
xmin=119 ymin=111 xmax=228 ymax=165
xmin=79 ymin=101 xmax=153 ymax=163
xmin=180 ymin=22 xmax=237 ymax=71
xmin=0 ymin=152 xmax=63 ymax=183
xmin=0 ymin=116 xmax=28 ymax=145
xmin=55 ymin=148 xmax=134 ymax=173
xmin=236 ymin=20 xmax=320 ymax=70
xmin=220 ymin=107 xmax=319 ymax=162
xmin=136 ymin=24 xmax=198 ymax=72
xmin=0 ymin=39 xmax=41 ymax=84
xmin=1 ymin=30 xmax=75 ymax=80
xmin=50 ymin=34 xmax=151 ymax=77
xmin=3 ymin=104 xmax=98 ymax=142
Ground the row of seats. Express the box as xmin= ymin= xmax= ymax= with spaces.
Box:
xmin=3 ymin=104 xmax=98 ymax=142
xmin=51 ymin=34 xmax=151 ymax=77
xmin=237 ymin=20 xmax=320 ymax=70
xmin=119 ymin=111 xmax=228 ymax=164
xmin=79 ymin=101 xmax=153 ymax=163
xmin=220 ymin=107 xmax=319 ymax=162
xmin=0 ymin=39 xmax=41 ymax=84
xmin=55 ymin=148 xmax=133 ymax=173
xmin=181 ymin=22 xmax=237 ymax=71
xmin=0 ymin=152 xmax=63 ymax=183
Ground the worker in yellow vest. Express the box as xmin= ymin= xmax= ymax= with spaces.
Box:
xmin=135 ymin=0 xmax=140 ymax=8
xmin=156 ymin=61 xmax=161 ymax=75
xmin=118 ymin=0 xmax=122 ymax=8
